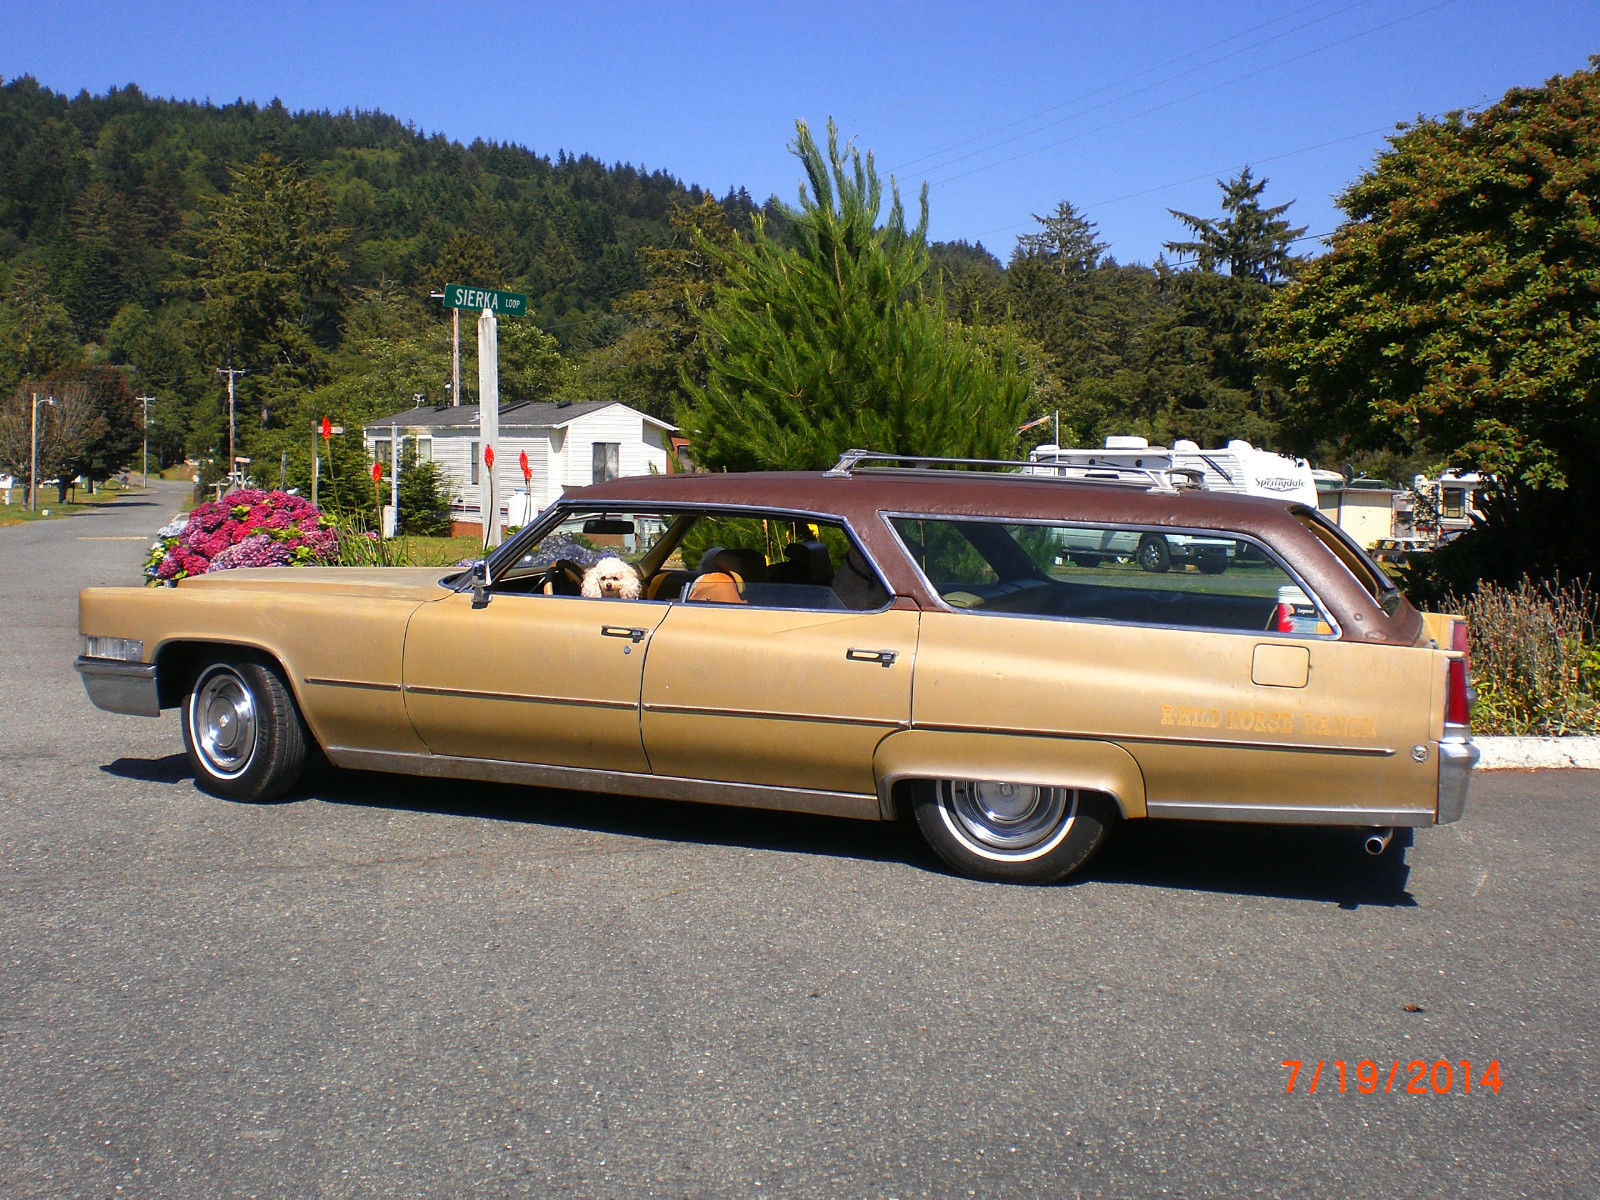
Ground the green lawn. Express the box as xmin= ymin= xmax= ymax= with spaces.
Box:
xmin=389 ymin=533 xmax=485 ymax=566
xmin=1046 ymin=556 xmax=1290 ymax=599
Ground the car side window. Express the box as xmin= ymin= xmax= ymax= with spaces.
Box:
xmin=678 ymin=513 xmax=890 ymax=611
xmin=891 ymin=516 xmax=1333 ymax=635
xmin=496 ymin=510 xmax=677 ymax=598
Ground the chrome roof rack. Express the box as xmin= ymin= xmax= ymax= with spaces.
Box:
xmin=824 ymin=448 xmax=1192 ymax=493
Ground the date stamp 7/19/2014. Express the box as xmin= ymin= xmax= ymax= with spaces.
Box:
xmin=1282 ymin=1059 xmax=1502 ymax=1095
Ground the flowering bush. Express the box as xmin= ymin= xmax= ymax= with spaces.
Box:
xmin=521 ymin=531 xmax=603 ymax=569
xmin=145 ymin=489 xmax=339 ymax=585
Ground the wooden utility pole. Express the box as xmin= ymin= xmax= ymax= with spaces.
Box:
xmin=216 ymin=365 xmax=247 ymax=482
xmin=29 ymin=393 xmax=53 ymax=511
xmin=136 ymin=395 xmax=155 ymax=485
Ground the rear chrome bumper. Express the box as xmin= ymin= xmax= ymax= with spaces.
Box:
xmin=1436 ymin=737 xmax=1479 ymax=824
xmin=75 ymin=656 xmax=160 ymax=717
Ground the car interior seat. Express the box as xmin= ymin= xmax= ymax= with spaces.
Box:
xmin=685 ymin=546 xmax=748 ymax=603
xmin=768 ymin=540 xmax=834 ymax=586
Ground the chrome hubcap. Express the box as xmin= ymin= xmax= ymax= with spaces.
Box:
xmin=942 ymin=780 xmax=1075 ymax=858
xmin=192 ymin=668 xmax=257 ymax=777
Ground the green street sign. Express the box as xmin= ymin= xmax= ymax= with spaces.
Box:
xmin=442 ymin=284 xmax=528 ymax=316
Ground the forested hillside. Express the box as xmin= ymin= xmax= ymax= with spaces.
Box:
xmin=0 ymin=76 xmax=765 ymax=487
xmin=0 ymin=76 xmax=750 ymax=343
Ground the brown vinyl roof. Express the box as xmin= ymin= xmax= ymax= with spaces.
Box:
xmin=568 ymin=467 xmax=1293 ymax=534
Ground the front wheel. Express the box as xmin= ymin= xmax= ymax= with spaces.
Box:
xmin=1136 ymin=534 xmax=1171 ymax=573
xmin=913 ymin=780 xmax=1116 ymax=883
xmin=182 ymin=656 xmax=308 ymax=801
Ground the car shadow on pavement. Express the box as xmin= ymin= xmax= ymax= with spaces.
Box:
xmin=1083 ymin=819 xmax=1417 ymax=908
xmin=97 ymin=756 xmax=1417 ymax=900
xmin=102 ymin=753 xmax=191 ymax=784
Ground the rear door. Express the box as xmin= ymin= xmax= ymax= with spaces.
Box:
xmin=640 ymin=601 xmax=916 ymax=795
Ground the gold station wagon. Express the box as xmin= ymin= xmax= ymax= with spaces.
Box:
xmin=77 ymin=451 xmax=1479 ymax=883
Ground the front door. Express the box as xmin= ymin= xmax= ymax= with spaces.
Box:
xmin=402 ymin=590 xmax=667 ymax=771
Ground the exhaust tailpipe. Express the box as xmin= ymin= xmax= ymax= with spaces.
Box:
xmin=1364 ymin=827 xmax=1395 ymax=857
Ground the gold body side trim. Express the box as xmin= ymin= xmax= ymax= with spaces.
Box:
xmin=1145 ymin=799 xmax=1434 ymax=828
xmin=303 ymin=676 xmax=401 ymax=693
xmin=910 ymin=720 xmax=1394 ymax=758
xmin=643 ymin=702 xmax=905 ymax=729
xmin=404 ymin=684 xmax=636 ymax=711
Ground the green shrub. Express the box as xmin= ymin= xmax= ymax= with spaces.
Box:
xmin=1455 ymin=578 xmax=1600 ymax=736
xmin=396 ymin=448 xmax=452 ymax=536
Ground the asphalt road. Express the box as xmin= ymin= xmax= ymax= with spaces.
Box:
xmin=2 ymin=484 xmax=1596 ymax=1199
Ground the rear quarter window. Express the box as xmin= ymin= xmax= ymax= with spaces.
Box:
xmin=890 ymin=515 xmax=1335 ymax=636
xmin=1292 ymin=507 xmax=1403 ymax=615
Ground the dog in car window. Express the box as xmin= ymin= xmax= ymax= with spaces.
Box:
xmin=581 ymin=556 xmax=642 ymax=600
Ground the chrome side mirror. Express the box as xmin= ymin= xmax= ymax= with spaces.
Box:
xmin=469 ymin=559 xmax=490 ymax=609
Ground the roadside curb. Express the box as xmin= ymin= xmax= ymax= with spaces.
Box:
xmin=1475 ymin=737 xmax=1600 ymax=770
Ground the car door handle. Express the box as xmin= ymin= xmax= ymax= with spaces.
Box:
xmin=846 ymin=648 xmax=898 ymax=667
xmin=601 ymin=625 xmax=648 ymax=643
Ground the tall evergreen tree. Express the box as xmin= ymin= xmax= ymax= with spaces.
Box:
xmin=1165 ymin=168 xmax=1306 ymax=283
xmin=570 ymin=195 xmax=743 ymax=418
xmin=1013 ymin=200 xmax=1108 ymax=275
xmin=680 ymin=120 xmax=1033 ymax=471
xmin=0 ymin=264 xmax=78 ymax=392
xmin=193 ymin=153 xmax=348 ymax=429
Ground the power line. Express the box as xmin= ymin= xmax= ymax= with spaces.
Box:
xmin=967 ymin=122 xmax=1395 ymax=243
xmin=1163 ymin=228 xmax=1341 ymax=271
xmin=892 ymin=0 xmax=1353 ymax=171
xmin=894 ymin=0 xmax=1380 ymax=179
xmin=927 ymin=0 xmax=1464 ymax=191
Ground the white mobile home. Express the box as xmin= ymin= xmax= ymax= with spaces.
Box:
xmin=364 ymin=400 xmax=678 ymax=534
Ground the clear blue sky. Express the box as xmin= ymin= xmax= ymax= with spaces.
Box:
xmin=5 ymin=1 xmax=1597 ymax=265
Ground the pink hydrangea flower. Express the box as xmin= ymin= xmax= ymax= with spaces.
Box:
xmin=146 ymin=488 xmax=341 ymax=585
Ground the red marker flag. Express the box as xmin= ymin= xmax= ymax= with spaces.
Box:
xmin=370 ymin=461 xmax=382 ymax=483
xmin=484 ymin=445 xmax=495 ymax=469
xmin=519 ymin=449 xmax=531 ymax=482
xmin=320 ymin=416 xmax=332 ymax=440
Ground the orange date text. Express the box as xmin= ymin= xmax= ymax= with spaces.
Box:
xmin=1281 ymin=1059 xmax=1501 ymax=1095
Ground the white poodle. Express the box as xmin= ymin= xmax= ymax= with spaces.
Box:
xmin=581 ymin=556 xmax=642 ymax=599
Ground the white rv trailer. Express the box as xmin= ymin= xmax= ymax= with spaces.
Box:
xmin=1027 ymin=436 xmax=1319 ymax=505
xmin=1025 ymin=437 xmax=1318 ymax=573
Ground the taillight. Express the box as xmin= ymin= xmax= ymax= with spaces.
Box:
xmin=1445 ymin=618 xmax=1471 ymax=728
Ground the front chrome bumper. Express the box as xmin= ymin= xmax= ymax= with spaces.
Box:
xmin=1436 ymin=737 xmax=1479 ymax=824
xmin=75 ymin=656 xmax=160 ymax=717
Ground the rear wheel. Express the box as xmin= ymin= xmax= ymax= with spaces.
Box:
xmin=913 ymin=779 xmax=1116 ymax=883
xmin=182 ymin=656 xmax=308 ymax=801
